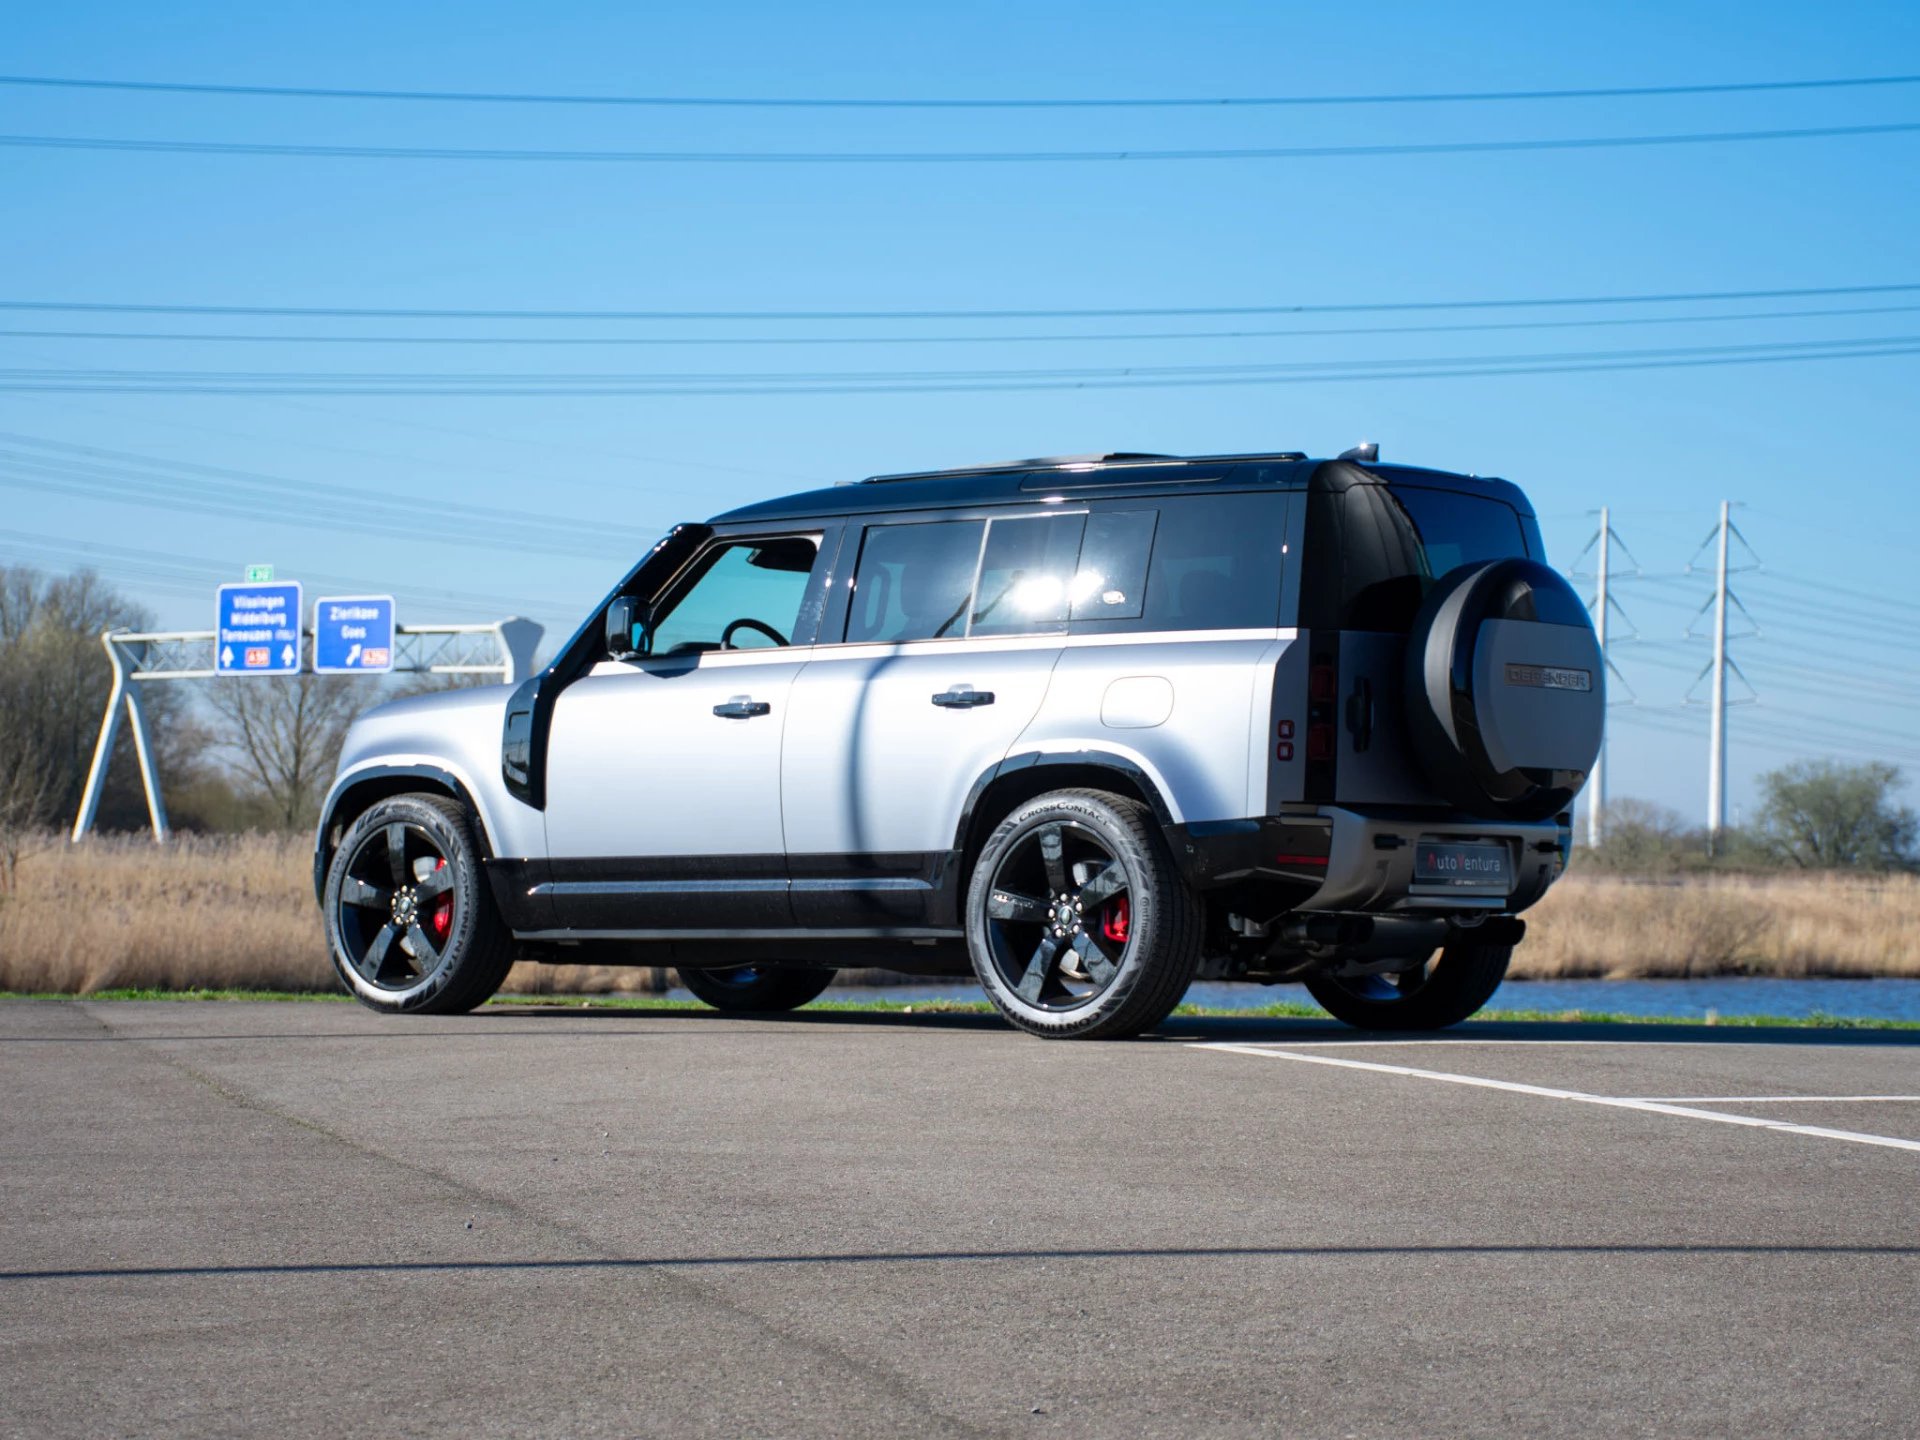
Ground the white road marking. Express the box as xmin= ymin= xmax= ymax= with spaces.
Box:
xmin=1626 ymin=1095 xmax=1920 ymax=1105
xmin=1194 ymin=1043 xmax=1920 ymax=1154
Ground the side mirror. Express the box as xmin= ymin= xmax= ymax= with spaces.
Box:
xmin=604 ymin=596 xmax=651 ymax=660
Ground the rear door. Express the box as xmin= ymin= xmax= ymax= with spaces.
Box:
xmin=1294 ymin=471 xmax=1540 ymax=807
xmin=781 ymin=508 xmax=1086 ymax=928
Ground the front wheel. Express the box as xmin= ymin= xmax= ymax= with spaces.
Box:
xmin=1305 ymin=940 xmax=1512 ymax=1031
xmin=323 ymin=793 xmax=516 ymax=1015
xmin=677 ymin=964 xmax=837 ymax=1012
xmin=966 ymin=788 xmax=1202 ymax=1039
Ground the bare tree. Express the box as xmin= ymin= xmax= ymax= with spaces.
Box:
xmin=204 ymin=673 xmax=361 ymax=831
xmin=0 ymin=566 xmax=179 ymax=859
xmin=1756 ymin=760 xmax=1918 ymax=872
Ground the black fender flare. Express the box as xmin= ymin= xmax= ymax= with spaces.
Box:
xmin=951 ymin=749 xmax=1178 ymax=859
xmin=313 ymin=764 xmax=489 ymax=904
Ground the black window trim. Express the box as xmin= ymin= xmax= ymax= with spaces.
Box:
xmin=627 ymin=520 xmax=844 ymax=658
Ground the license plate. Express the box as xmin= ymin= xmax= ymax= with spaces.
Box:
xmin=1414 ymin=840 xmax=1512 ymax=889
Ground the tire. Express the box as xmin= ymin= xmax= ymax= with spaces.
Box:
xmin=1305 ymin=940 xmax=1512 ymax=1031
xmin=965 ymin=788 xmax=1202 ymax=1040
xmin=322 ymin=793 xmax=516 ymax=1015
xmin=677 ymin=964 xmax=837 ymax=1012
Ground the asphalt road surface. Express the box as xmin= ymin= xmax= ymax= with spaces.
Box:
xmin=3 ymin=1000 xmax=1916 ymax=1439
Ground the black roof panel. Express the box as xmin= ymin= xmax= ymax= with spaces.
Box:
xmin=709 ymin=452 xmax=1527 ymax=526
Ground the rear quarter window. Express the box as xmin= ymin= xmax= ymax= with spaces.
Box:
xmin=1068 ymin=492 xmax=1288 ymax=635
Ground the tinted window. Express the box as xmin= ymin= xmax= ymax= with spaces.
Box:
xmin=970 ymin=513 xmax=1087 ymax=636
xmin=1070 ymin=510 xmax=1156 ymax=622
xmin=1302 ymin=480 xmax=1531 ymax=631
xmin=1067 ymin=493 xmax=1286 ymax=633
xmin=1396 ymin=485 xmax=1529 ymax=577
xmin=648 ymin=536 xmax=821 ymax=655
xmin=846 ymin=520 xmax=986 ymax=643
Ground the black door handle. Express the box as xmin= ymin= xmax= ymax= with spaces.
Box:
xmin=931 ymin=687 xmax=995 ymax=708
xmin=713 ymin=698 xmax=771 ymax=719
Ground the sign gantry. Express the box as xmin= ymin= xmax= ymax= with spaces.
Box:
xmin=71 ymin=610 xmax=543 ymax=843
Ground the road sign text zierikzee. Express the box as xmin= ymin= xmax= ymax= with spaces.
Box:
xmin=313 ymin=595 xmax=395 ymax=674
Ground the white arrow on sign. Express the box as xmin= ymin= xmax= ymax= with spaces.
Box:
xmin=344 ymin=643 xmax=362 ymax=668
xmin=282 ymin=644 xmax=296 ymax=667
xmin=221 ymin=646 xmax=233 ymax=666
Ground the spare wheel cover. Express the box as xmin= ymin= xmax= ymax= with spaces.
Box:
xmin=1403 ymin=557 xmax=1603 ymax=822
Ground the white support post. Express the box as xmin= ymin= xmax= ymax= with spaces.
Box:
xmin=497 ymin=617 xmax=544 ymax=685
xmin=71 ymin=632 xmax=131 ymax=843
xmin=1588 ymin=506 xmax=1609 ymax=850
xmin=1707 ymin=499 xmax=1731 ymax=854
xmin=122 ymin=677 xmax=170 ymax=841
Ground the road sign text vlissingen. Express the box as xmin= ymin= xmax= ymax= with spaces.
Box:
xmin=313 ymin=595 xmax=396 ymax=675
xmin=215 ymin=582 xmax=303 ymax=676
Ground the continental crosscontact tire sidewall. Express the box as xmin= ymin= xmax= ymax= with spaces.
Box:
xmin=965 ymin=789 xmax=1202 ymax=1040
xmin=322 ymin=793 xmax=513 ymax=1015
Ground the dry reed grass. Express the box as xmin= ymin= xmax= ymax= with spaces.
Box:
xmin=0 ymin=834 xmax=908 ymax=995
xmin=1514 ymin=869 xmax=1920 ymax=979
xmin=3 ymin=834 xmax=1915 ymax=995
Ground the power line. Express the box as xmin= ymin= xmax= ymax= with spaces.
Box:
xmin=7 ymin=119 xmax=1920 ymax=165
xmin=17 ymin=332 xmax=1920 ymax=386
xmin=7 ymin=281 xmax=1917 ymax=323
xmin=9 ymin=302 xmax=1920 ymax=349
xmin=0 ymin=429 xmax=657 ymax=541
xmin=0 ymin=528 xmax=573 ymax=617
xmin=0 ymin=432 xmax=669 ymax=561
xmin=6 ymin=337 xmax=1918 ymax=396
xmin=5 ymin=70 xmax=1917 ymax=109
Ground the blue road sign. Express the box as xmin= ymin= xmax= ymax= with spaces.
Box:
xmin=313 ymin=595 xmax=396 ymax=674
xmin=216 ymin=582 xmax=303 ymax=676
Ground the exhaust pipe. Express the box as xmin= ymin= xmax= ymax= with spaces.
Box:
xmin=1448 ymin=915 xmax=1527 ymax=947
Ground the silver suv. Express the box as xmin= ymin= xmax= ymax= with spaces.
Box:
xmin=315 ymin=450 xmax=1602 ymax=1038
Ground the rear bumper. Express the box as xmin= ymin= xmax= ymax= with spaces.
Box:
xmin=1171 ymin=805 xmax=1569 ymax=915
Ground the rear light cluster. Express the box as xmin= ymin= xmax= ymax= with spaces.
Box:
xmin=1301 ymin=647 xmax=1339 ymax=804
xmin=1307 ymin=661 xmax=1337 ymax=762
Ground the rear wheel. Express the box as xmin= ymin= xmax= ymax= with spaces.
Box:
xmin=966 ymin=788 xmax=1202 ymax=1040
xmin=323 ymin=793 xmax=515 ymax=1015
xmin=1305 ymin=940 xmax=1512 ymax=1031
xmin=677 ymin=964 xmax=837 ymax=1012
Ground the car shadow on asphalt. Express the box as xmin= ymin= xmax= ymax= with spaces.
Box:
xmin=484 ymin=1004 xmax=1920 ymax=1047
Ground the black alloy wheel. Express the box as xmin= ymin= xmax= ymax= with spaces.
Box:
xmin=1304 ymin=939 xmax=1513 ymax=1031
xmin=323 ymin=793 xmax=515 ymax=1014
xmin=677 ymin=963 xmax=837 ymax=1012
xmin=966 ymin=789 xmax=1202 ymax=1039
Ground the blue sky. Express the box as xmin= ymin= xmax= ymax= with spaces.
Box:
xmin=4 ymin=0 xmax=1919 ymax=825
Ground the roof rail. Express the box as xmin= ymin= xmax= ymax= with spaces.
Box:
xmin=861 ymin=449 xmax=1305 ymax=485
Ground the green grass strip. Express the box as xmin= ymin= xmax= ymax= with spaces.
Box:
xmin=3 ymin=988 xmax=1916 ymax=1030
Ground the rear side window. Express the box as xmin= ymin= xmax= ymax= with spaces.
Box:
xmin=1069 ymin=492 xmax=1288 ymax=635
xmin=1302 ymin=480 xmax=1531 ymax=631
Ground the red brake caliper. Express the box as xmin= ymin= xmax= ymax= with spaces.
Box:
xmin=429 ymin=858 xmax=453 ymax=939
xmin=1100 ymin=895 xmax=1130 ymax=945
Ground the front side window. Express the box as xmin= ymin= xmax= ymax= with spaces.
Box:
xmin=646 ymin=534 xmax=821 ymax=656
